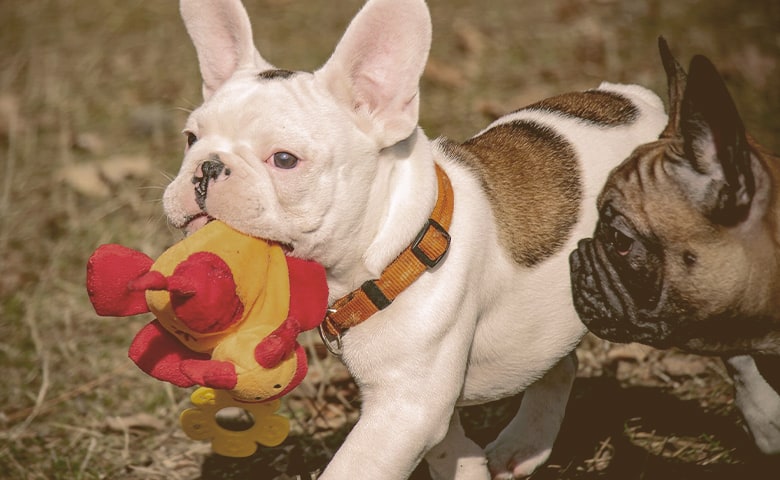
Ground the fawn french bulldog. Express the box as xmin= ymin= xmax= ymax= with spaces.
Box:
xmin=570 ymin=38 xmax=780 ymax=455
xmin=164 ymin=0 xmax=667 ymax=477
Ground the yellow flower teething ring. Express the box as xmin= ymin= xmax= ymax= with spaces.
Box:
xmin=180 ymin=387 xmax=290 ymax=457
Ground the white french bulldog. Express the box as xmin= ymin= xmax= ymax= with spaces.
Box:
xmin=163 ymin=0 xmax=667 ymax=478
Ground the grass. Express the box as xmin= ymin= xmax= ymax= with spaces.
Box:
xmin=1 ymin=0 xmax=778 ymax=478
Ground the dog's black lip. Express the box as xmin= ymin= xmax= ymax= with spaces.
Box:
xmin=571 ymin=239 xmax=634 ymax=340
xmin=572 ymin=239 xmax=678 ymax=347
xmin=271 ymin=241 xmax=294 ymax=255
xmin=180 ymin=212 xmax=214 ymax=230
xmin=177 ymin=212 xmax=295 ymax=255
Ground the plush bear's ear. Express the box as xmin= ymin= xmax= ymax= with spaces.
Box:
xmin=316 ymin=0 xmax=432 ymax=148
xmin=180 ymin=0 xmax=274 ymax=100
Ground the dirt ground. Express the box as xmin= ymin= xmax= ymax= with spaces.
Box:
xmin=1 ymin=0 xmax=779 ymax=479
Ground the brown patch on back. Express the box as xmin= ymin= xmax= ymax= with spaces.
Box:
xmin=524 ymin=90 xmax=639 ymax=126
xmin=444 ymin=121 xmax=581 ymax=266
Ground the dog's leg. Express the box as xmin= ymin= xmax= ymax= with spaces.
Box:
xmin=485 ymin=352 xmax=577 ymax=478
xmin=319 ymin=395 xmax=454 ymax=479
xmin=725 ymin=354 xmax=780 ymax=455
xmin=319 ymin=314 xmax=484 ymax=479
xmin=424 ymin=410 xmax=490 ymax=480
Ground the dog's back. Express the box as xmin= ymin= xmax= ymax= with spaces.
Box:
xmin=440 ymin=84 xmax=667 ymax=271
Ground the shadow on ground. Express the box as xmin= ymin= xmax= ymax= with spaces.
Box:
xmin=196 ymin=373 xmax=780 ymax=479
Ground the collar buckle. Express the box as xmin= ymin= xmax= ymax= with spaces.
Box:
xmin=410 ymin=219 xmax=451 ymax=269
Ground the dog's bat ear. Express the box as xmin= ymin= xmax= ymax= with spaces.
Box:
xmin=657 ymin=37 xmax=687 ymax=139
xmin=316 ymin=0 xmax=432 ymax=149
xmin=679 ymin=55 xmax=755 ymax=226
xmin=180 ymin=0 xmax=274 ymax=100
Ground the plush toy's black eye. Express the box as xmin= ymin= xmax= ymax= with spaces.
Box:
xmin=608 ymin=227 xmax=634 ymax=256
xmin=273 ymin=151 xmax=299 ymax=169
xmin=186 ymin=132 xmax=198 ymax=147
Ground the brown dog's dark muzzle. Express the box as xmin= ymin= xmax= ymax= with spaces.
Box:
xmin=570 ymin=239 xmax=633 ymax=343
xmin=570 ymin=238 xmax=672 ymax=346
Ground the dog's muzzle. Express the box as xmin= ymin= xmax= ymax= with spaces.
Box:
xmin=569 ymin=239 xmax=633 ymax=343
xmin=570 ymin=239 xmax=673 ymax=346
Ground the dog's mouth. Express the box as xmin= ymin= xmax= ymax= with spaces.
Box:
xmin=182 ymin=212 xmax=214 ymax=235
xmin=276 ymin=241 xmax=294 ymax=255
xmin=181 ymin=213 xmax=294 ymax=255
xmin=570 ymin=239 xmax=675 ymax=346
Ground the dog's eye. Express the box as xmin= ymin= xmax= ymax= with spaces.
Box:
xmin=608 ymin=227 xmax=634 ymax=256
xmin=185 ymin=132 xmax=198 ymax=148
xmin=273 ymin=151 xmax=299 ymax=169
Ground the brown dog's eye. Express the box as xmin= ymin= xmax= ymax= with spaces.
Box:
xmin=273 ymin=151 xmax=299 ymax=169
xmin=608 ymin=227 xmax=633 ymax=256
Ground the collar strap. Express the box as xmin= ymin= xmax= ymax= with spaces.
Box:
xmin=321 ymin=164 xmax=453 ymax=340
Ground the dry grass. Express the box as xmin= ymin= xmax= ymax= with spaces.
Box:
xmin=1 ymin=0 xmax=778 ymax=479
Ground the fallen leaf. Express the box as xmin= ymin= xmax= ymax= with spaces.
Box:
xmin=73 ymin=132 xmax=106 ymax=155
xmin=424 ymin=59 xmax=467 ymax=88
xmin=606 ymin=343 xmax=653 ymax=363
xmin=105 ymin=412 xmax=165 ymax=432
xmin=57 ymin=163 xmax=110 ymax=198
xmin=100 ymin=154 xmax=152 ymax=185
xmin=0 ymin=93 xmax=22 ymax=137
xmin=659 ymin=354 xmax=709 ymax=378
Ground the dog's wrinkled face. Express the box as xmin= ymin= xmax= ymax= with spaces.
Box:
xmin=163 ymin=69 xmax=376 ymax=259
xmin=570 ymin=39 xmax=778 ymax=354
xmin=163 ymin=0 xmax=433 ymax=275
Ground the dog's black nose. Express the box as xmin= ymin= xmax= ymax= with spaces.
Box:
xmin=196 ymin=155 xmax=226 ymax=181
xmin=192 ymin=155 xmax=230 ymax=209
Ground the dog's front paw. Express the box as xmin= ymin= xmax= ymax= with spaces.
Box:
xmin=485 ymin=440 xmax=551 ymax=479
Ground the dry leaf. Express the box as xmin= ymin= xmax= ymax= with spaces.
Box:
xmin=57 ymin=163 xmax=110 ymax=198
xmin=454 ymin=20 xmax=485 ymax=56
xmin=74 ymin=132 xmax=106 ymax=155
xmin=0 ymin=93 xmax=22 ymax=137
xmin=105 ymin=412 xmax=165 ymax=432
xmin=606 ymin=343 xmax=653 ymax=363
xmin=424 ymin=59 xmax=467 ymax=88
xmin=100 ymin=154 xmax=152 ymax=185
xmin=659 ymin=354 xmax=709 ymax=378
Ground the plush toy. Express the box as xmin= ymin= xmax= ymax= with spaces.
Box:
xmin=86 ymin=220 xmax=328 ymax=454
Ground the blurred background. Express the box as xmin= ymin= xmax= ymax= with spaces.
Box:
xmin=1 ymin=0 xmax=778 ymax=478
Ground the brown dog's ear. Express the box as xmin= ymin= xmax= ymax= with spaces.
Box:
xmin=657 ymin=37 xmax=687 ymax=139
xmin=679 ymin=55 xmax=755 ymax=226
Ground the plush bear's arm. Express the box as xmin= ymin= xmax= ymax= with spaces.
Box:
xmin=255 ymin=321 xmax=300 ymax=369
xmin=284 ymin=257 xmax=329 ymax=331
xmin=254 ymin=258 xmax=328 ymax=369
xmin=87 ymin=244 xmax=157 ymax=316
xmin=128 ymin=320 xmax=210 ymax=387
xmin=179 ymin=358 xmax=238 ymax=390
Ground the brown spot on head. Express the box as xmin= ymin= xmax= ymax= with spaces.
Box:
xmin=524 ymin=90 xmax=639 ymax=127
xmin=445 ymin=120 xmax=581 ymax=266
